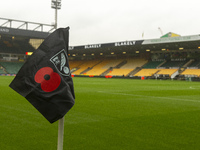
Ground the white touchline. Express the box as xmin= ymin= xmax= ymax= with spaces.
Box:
xmin=97 ymin=91 xmax=200 ymax=103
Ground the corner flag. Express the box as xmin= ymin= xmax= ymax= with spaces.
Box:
xmin=9 ymin=27 xmax=75 ymax=123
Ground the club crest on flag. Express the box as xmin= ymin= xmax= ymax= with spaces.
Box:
xmin=50 ymin=49 xmax=70 ymax=76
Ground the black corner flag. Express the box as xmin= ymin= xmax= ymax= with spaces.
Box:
xmin=9 ymin=27 xmax=75 ymax=123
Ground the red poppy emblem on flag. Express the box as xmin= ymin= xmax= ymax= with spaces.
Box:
xmin=34 ymin=67 xmax=61 ymax=92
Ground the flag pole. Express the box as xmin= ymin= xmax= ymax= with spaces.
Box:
xmin=57 ymin=117 xmax=65 ymax=150
xmin=52 ymin=0 xmax=65 ymax=150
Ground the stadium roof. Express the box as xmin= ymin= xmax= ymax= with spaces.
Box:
xmin=0 ymin=26 xmax=50 ymax=39
xmin=0 ymin=18 xmax=53 ymax=39
xmin=0 ymin=18 xmax=200 ymax=56
xmin=69 ymin=34 xmax=200 ymax=57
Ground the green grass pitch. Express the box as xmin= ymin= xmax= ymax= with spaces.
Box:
xmin=0 ymin=76 xmax=200 ymax=150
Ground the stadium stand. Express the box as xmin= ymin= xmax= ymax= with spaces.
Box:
xmin=142 ymin=61 xmax=164 ymax=68
xmin=133 ymin=68 xmax=179 ymax=78
xmin=101 ymin=59 xmax=125 ymax=69
xmin=69 ymin=60 xmax=84 ymax=70
xmin=85 ymin=59 xmax=112 ymax=76
xmin=0 ymin=62 xmax=24 ymax=74
xmin=181 ymin=69 xmax=200 ymax=77
xmin=106 ymin=58 xmax=147 ymax=76
xmin=120 ymin=58 xmax=147 ymax=69
xmin=157 ymin=69 xmax=178 ymax=75
xmin=134 ymin=69 xmax=159 ymax=77
xmin=71 ymin=58 xmax=148 ymax=76
xmin=107 ymin=68 xmax=133 ymax=76
xmin=156 ymin=69 xmax=178 ymax=78
xmin=160 ymin=60 xmax=188 ymax=68
xmin=0 ymin=20 xmax=200 ymax=81
xmin=187 ymin=59 xmax=200 ymax=68
xmin=71 ymin=59 xmax=102 ymax=75
xmin=0 ymin=38 xmax=35 ymax=54
xmin=0 ymin=66 xmax=5 ymax=73
xmin=69 ymin=57 xmax=188 ymax=78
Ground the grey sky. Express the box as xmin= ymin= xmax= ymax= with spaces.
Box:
xmin=1 ymin=0 xmax=200 ymax=46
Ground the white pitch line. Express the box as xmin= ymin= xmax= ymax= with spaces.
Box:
xmin=189 ymin=86 xmax=196 ymax=89
xmin=97 ymin=91 xmax=200 ymax=103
